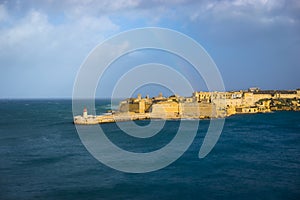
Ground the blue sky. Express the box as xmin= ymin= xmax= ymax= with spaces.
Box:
xmin=0 ymin=0 xmax=299 ymax=98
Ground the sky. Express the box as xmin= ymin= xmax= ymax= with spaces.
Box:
xmin=0 ymin=0 xmax=299 ymax=98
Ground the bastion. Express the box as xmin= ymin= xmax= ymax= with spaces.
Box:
xmin=74 ymin=88 xmax=300 ymax=125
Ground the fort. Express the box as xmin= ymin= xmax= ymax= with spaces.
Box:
xmin=73 ymin=88 xmax=300 ymax=125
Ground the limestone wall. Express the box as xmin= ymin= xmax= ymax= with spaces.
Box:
xmin=253 ymin=94 xmax=272 ymax=101
xmin=276 ymin=93 xmax=297 ymax=99
xmin=225 ymin=98 xmax=243 ymax=107
xmin=236 ymin=107 xmax=258 ymax=114
xmin=119 ymin=103 xmax=139 ymax=113
xmin=151 ymin=101 xmax=179 ymax=118
xmin=179 ymin=102 xmax=217 ymax=118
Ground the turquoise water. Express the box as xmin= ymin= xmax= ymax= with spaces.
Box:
xmin=0 ymin=100 xmax=299 ymax=199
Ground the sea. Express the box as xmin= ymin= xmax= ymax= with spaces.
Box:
xmin=0 ymin=99 xmax=299 ymax=200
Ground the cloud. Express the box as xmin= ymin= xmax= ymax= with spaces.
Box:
xmin=66 ymin=0 xmax=140 ymax=11
xmin=188 ymin=0 xmax=299 ymax=25
xmin=0 ymin=0 xmax=299 ymax=97
xmin=4 ymin=0 xmax=299 ymax=28
xmin=0 ymin=10 xmax=52 ymax=46
xmin=0 ymin=6 xmax=119 ymax=62
xmin=76 ymin=16 xmax=118 ymax=32
xmin=0 ymin=4 xmax=120 ymax=97
xmin=0 ymin=4 xmax=8 ymax=22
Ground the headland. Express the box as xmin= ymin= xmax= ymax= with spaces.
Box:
xmin=73 ymin=88 xmax=300 ymax=125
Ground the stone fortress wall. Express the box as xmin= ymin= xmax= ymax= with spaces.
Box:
xmin=74 ymin=88 xmax=300 ymax=124
xmin=119 ymin=88 xmax=300 ymax=118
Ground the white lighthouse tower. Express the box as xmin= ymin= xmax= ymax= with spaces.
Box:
xmin=83 ymin=107 xmax=88 ymax=118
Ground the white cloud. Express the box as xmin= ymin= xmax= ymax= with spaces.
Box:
xmin=0 ymin=5 xmax=120 ymax=91
xmin=0 ymin=4 xmax=8 ymax=22
xmin=187 ymin=0 xmax=298 ymax=25
xmin=0 ymin=7 xmax=119 ymax=52
xmin=0 ymin=0 xmax=299 ymax=97
xmin=0 ymin=10 xmax=52 ymax=46
xmin=0 ymin=4 xmax=121 ymax=97
xmin=77 ymin=16 xmax=119 ymax=32
xmin=63 ymin=0 xmax=140 ymax=18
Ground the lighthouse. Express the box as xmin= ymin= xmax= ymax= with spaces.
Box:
xmin=83 ymin=107 xmax=88 ymax=118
